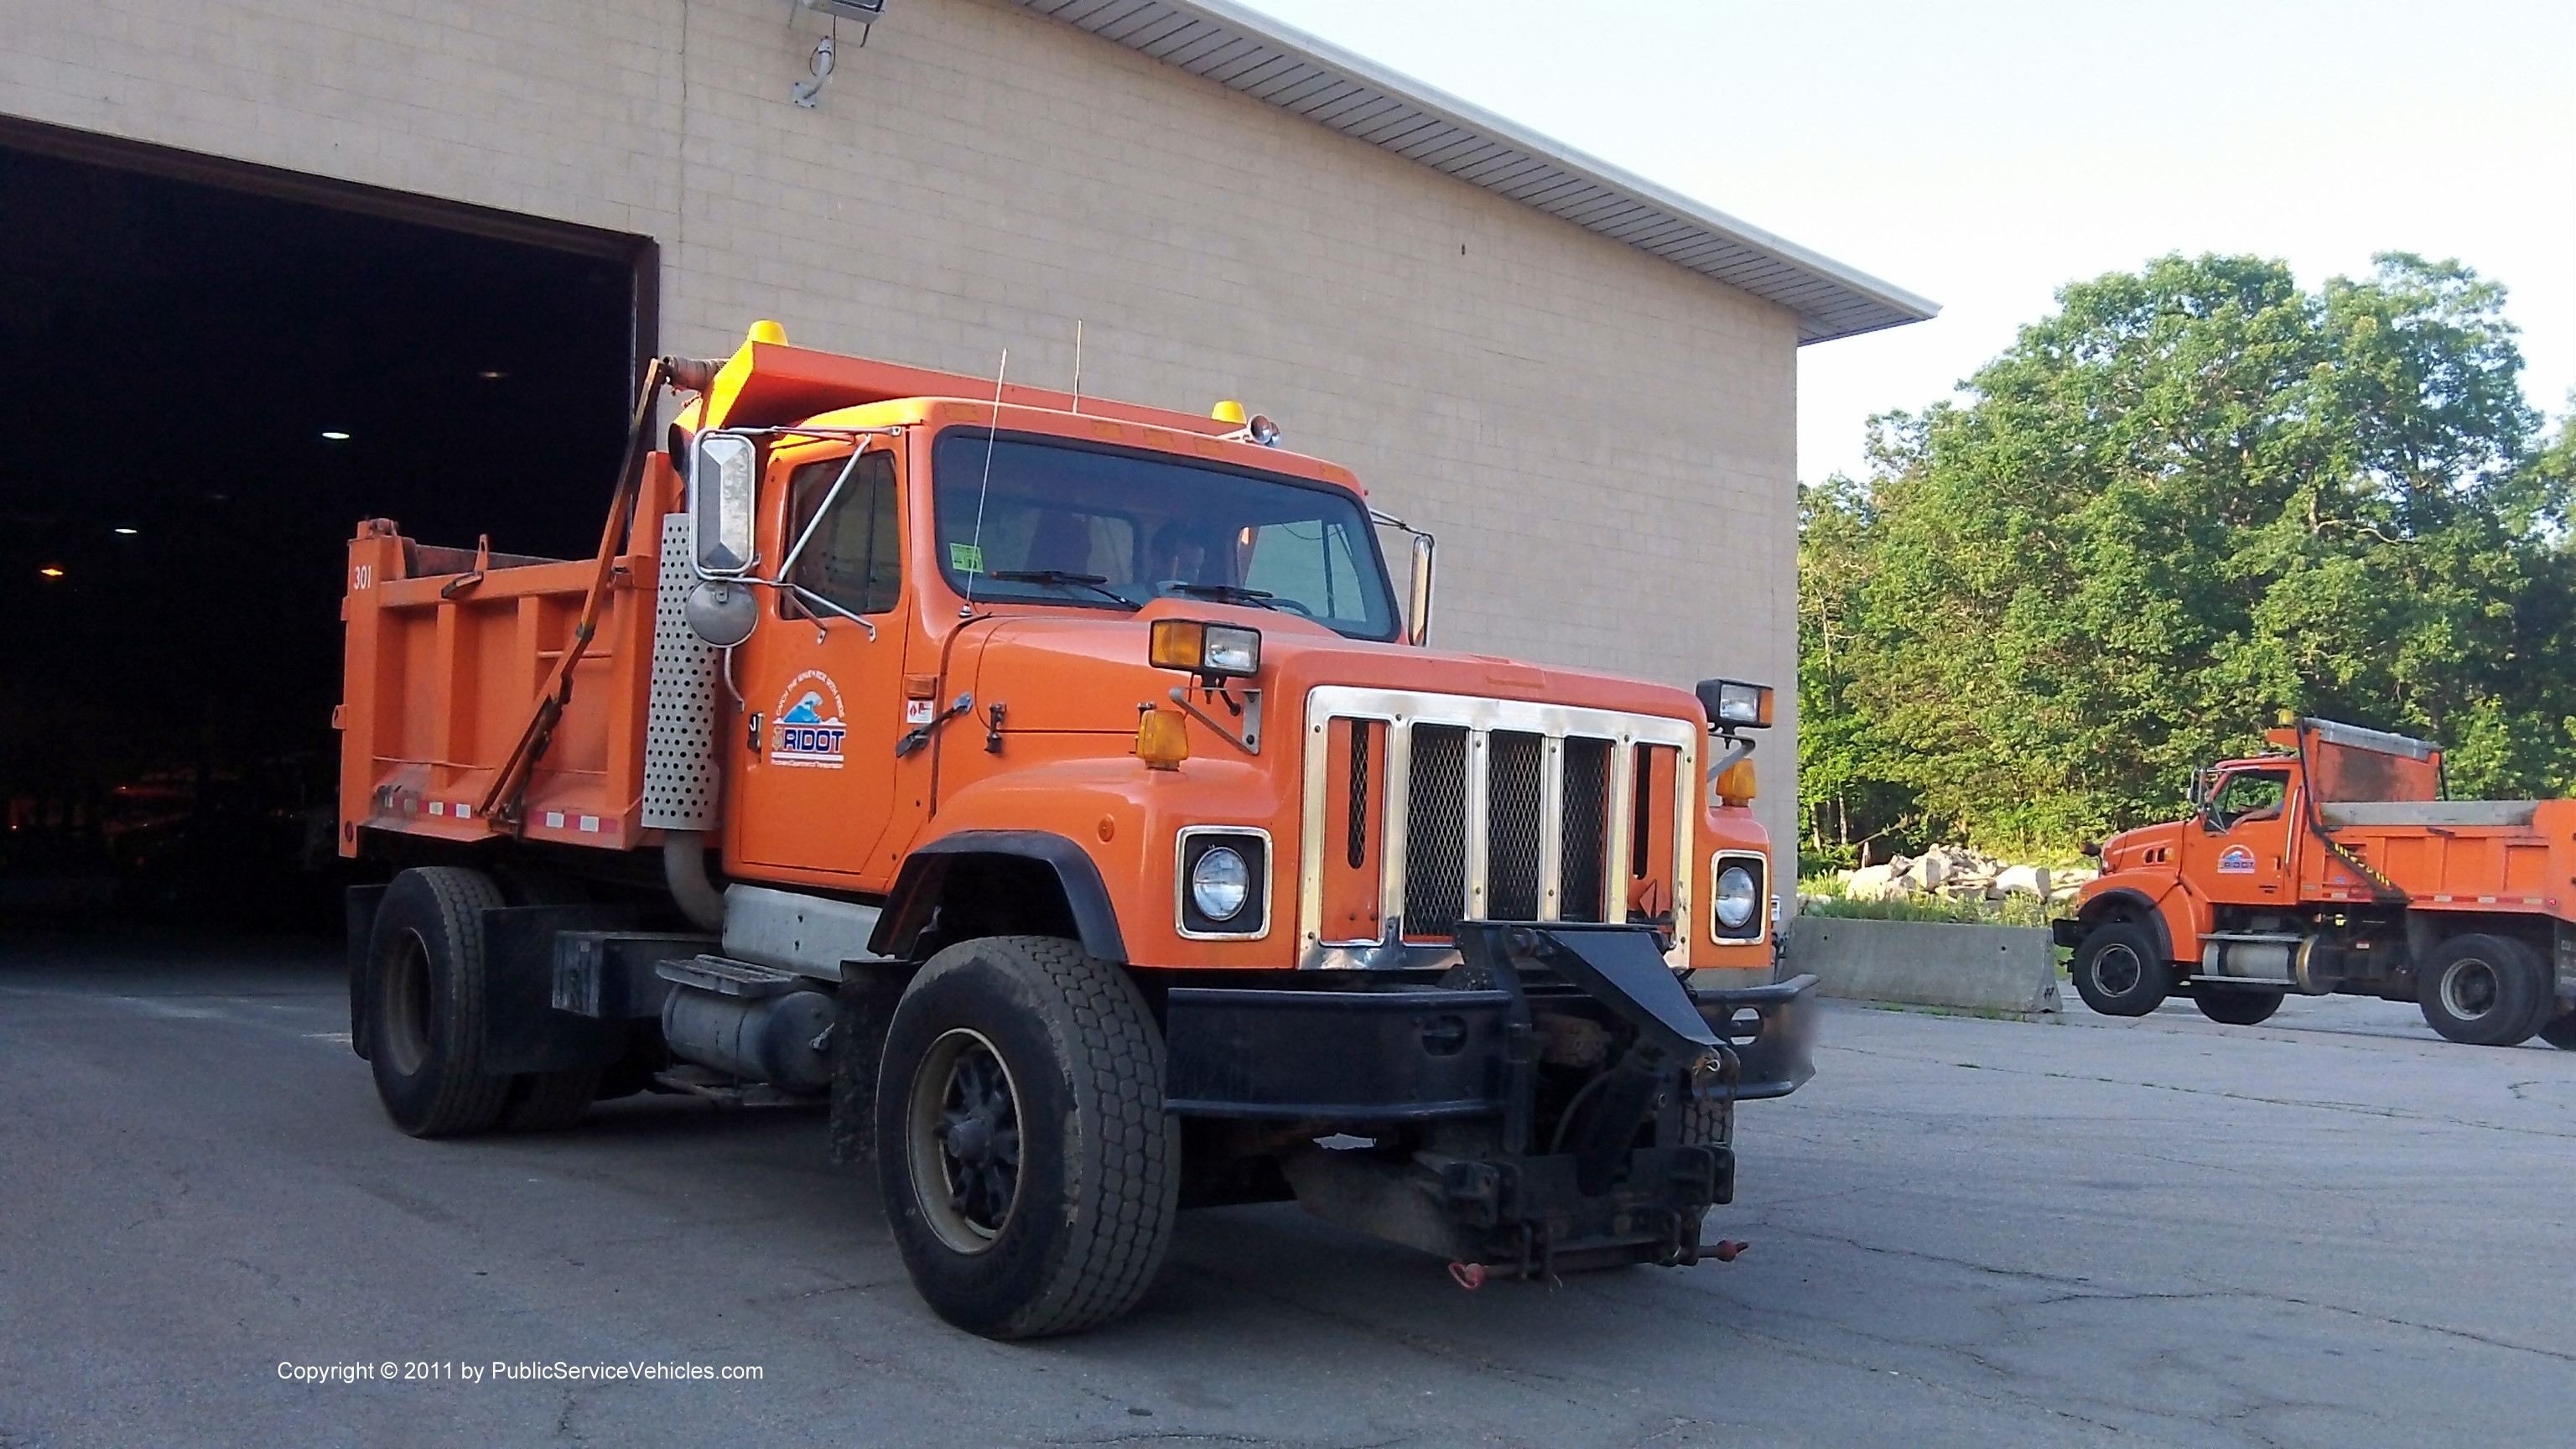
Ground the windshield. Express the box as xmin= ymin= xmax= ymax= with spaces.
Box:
xmin=931 ymin=431 xmax=1400 ymax=639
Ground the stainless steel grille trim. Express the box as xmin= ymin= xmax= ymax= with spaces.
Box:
xmin=1298 ymin=687 xmax=1696 ymax=969
xmin=1537 ymin=734 xmax=1565 ymax=921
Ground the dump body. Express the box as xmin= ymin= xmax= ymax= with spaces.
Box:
xmin=2061 ymin=718 xmax=2576 ymax=1047
xmin=334 ymin=325 xmax=1813 ymax=1336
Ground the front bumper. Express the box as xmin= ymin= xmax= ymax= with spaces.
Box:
xmin=1162 ymin=922 xmax=1818 ymax=1270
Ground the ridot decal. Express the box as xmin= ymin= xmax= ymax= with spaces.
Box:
xmin=771 ymin=670 xmax=847 ymax=768
xmin=2217 ymin=844 xmax=2257 ymax=875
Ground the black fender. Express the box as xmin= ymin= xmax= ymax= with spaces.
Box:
xmin=2074 ymin=887 xmax=2176 ymax=966
xmin=869 ymin=829 xmax=1128 ymax=963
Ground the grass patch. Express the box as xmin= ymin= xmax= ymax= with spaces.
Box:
xmin=1797 ymin=893 xmax=2058 ymax=928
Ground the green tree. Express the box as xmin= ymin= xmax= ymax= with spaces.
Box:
xmin=1803 ymin=252 xmax=2568 ymax=856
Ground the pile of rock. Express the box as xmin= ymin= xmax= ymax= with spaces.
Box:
xmin=1837 ymin=845 xmax=2096 ymax=904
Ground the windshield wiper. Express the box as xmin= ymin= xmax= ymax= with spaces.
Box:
xmin=1162 ymin=581 xmax=1286 ymax=612
xmin=988 ymin=569 xmax=1140 ymax=610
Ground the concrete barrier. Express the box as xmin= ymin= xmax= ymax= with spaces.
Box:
xmin=1783 ymin=916 xmax=2064 ymax=1019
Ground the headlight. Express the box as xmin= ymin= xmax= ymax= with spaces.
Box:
xmin=1150 ymin=618 xmax=1262 ymax=680
xmin=1714 ymin=865 xmax=1758 ymax=931
xmin=1189 ymin=846 xmax=1251 ymax=922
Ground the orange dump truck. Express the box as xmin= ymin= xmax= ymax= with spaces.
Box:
xmin=2061 ymin=717 xmax=2576 ymax=1049
xmin=336 ymin=323 xmax=1815 ymax=1337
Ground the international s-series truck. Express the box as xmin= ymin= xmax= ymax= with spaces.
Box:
xmin=2061 ymin=716 xmax=2576 ymax=1049
xmin=336 ymin=323 xmax=1816 ymax=1338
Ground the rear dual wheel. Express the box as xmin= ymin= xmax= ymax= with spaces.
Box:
xmin=364 ymin=865 xmax=600 ymax=1136
xmin=2416 ymin=934 xmax=2550 ymax=1047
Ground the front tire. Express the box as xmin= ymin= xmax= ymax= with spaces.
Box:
xmin=876 ymin=936 xmax=1177 ymax=1339
xmin=2194 ymin=989 xmax=2283 ymax=1026
xmin=2416 ymin=934 xmax=2547 ymax=1046
xmin=366 ymin=867 xmax=513 ymax=1137
xmin=2071 ymin=921 xmax=2172 ymax=1017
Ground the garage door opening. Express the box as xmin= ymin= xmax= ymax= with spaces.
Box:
xmin=1 ymin=129 xmax=653 ymax=928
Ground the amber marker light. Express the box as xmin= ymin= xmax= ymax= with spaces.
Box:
xmin=1136 ymin=709 xmax=1190 ymax=771
xmin=38 ymin=565 xmax=65 ymax=579
xmin=1715 ymin=756 xmax=1758 ymax=807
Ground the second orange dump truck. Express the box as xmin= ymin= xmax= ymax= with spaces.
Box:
xmin=336 ymin=324 xmax=1815 ymax=1338
xmin=2064 ymin=717 xmax=2576 ymax=1050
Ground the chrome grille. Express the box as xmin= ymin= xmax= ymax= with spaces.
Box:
xmin=1300 ymin=688 xmax=1700 ymax=969
xmin=1486 ymin=730 xmax=1545 ymax=920
xmin=1558 ymin=735 xmax=1611 ymax=922
xmin=1403 ymin=724 xmax=1470 ymax=934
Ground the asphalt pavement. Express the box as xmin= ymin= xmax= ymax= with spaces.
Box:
xmin=1 ymin=927 xmax=2569 ymax=1448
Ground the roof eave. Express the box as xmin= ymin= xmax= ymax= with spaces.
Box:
xmin=1016 ymin=0 xmax=1938 ymax=343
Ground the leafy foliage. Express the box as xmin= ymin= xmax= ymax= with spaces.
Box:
xmin=1802 ymin=253 xmax=2573 ymax=860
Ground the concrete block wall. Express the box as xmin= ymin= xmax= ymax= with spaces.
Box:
xmin=3 ymin=0 xmax=1804 ymax=847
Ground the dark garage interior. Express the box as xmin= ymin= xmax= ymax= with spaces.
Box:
xmin=0 ymin=129 xmax=650 ymax=927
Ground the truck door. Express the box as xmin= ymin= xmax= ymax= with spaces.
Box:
xmin=2184 ymin=767 xmax=2296 ymax=906
xmin=728 ymin=441 xmax=911 ymax=887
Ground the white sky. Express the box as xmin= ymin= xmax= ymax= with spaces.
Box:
xmin=1239 ymin=0 xmax=2576 ymax=485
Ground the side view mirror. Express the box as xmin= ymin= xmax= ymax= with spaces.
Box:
xmin=692 ymin=431 xmax=759 ymax=578
xmin=1405 ymin=532 xmax=1436 ymax=647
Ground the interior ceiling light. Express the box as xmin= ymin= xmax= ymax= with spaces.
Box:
xmin=320 ymin=430 xmax=351 ymax=441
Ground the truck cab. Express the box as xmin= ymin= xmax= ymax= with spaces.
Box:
xmin=2061 ymin=717 xmax=2576 ymax=1049
xmin=335 ymin=324 xmax=1815 ymax=1337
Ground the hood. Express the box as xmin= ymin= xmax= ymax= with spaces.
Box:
xmin=2099 ymin=820 xmax=2182 ymax=875
xmin=958 ymin=599 xmax=1706 ymax=734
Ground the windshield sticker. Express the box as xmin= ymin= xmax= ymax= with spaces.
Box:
xmin=2217 ymin=844 xmax=2257 ymax=874
xmin=771 ymin=670 xmax=847 ymax=769
xmin=948 ymin=542 xmax=984 ymax=574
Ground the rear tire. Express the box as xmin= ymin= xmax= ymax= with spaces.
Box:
xmin=2193 ymin=989 xmax=2283 ymax=1026
xmin=366 ymin=867 xmax=513 ymax=1137
xmin=2071 ymin=921 xmax=2171 ymax=1017
xmin=2540 ymin=1010 xmax=2576 ymax=1051
xmin=876 ymin=935 xmax=1177 ymax=1339
xmin=2416 ymin=934 xmax=2547 ymax=1046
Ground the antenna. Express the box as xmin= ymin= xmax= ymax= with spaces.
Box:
xmin=1070 ymin=319 xmax=1084 ymax=416
xmin=961 ymin=347 xmax=1007 ymax=614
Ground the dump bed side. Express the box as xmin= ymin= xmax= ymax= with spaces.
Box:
xmin=2301 ymin=797 xmax=2576 ymax=918
xmin=335 ymin=459 xmax=681 ymax=856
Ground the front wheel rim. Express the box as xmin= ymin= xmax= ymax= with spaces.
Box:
xmin=907 ymin=1027 xmax=1025 ymax=1254
xmin=2441 ymin=958 xmax=2502 ymax=1021
xmin=2092 ymin=943 xmax=2142 ymax=996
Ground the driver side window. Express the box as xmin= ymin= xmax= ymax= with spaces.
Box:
xmin=2205 ymin=771 xmax=2288 ymax=830
xmin=786 ymin=450 xmax=902 ymax=616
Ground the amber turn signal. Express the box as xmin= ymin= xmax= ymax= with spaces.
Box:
xmin=1715 ymin=756 xmax=1758 ymax=806
xmin=1136 ymin=709 xmax=1190 ymax=771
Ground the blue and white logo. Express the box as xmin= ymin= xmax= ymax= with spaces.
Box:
xmin=771 ymin=670 xmax=847 ymax=768
xmin=2217 ymin=844 xmax=2257 ymax=875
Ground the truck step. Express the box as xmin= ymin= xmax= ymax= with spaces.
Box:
xmin=655 ymin=953 xmax=815 ymax=999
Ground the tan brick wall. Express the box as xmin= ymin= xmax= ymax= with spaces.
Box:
xmin=3 ymin=0 xmax=1804 ymax=852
